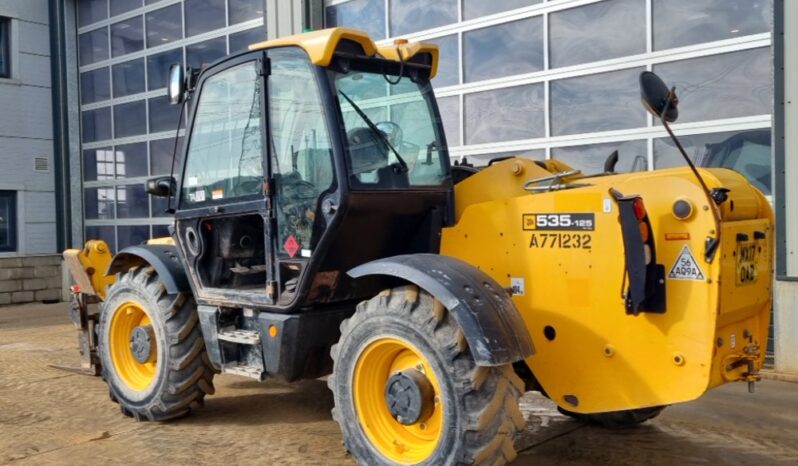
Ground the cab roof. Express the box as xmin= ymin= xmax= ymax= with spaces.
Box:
xmin=248 ymin=27 xmax=439 ymax=79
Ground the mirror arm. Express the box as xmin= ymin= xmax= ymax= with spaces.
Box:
xmin=660 ymin=88 xmax=723 ymax=261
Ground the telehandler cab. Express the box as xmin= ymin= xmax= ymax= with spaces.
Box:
xmin=63 ymin=28 xmax=773 ymax=466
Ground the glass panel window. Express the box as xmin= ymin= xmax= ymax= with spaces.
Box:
xmin=654 ymin=129 xmax=771 ymax=194
xmin=84 ymin=187 xmax=116 ymax=219
xmin=118 ymin=225 xmax=150 ymax=249
xmin=550 ymin=67 xmax=646 ymax=136
xmin=182 ymin=61 xmax=263 ymax=206
xmin=112 ymin=58 xmax=145 ymax=97
xmin=82 ymin=107 xmax=112 ymax=143
xmin=467 ymin=149 xmax=545 ymax=167
xmin=150 ymin=137 xmax=183 ymax=175
xmin=186 ymin=37 xmax=227 ymax=70
xmin=151 ymin=195 xmax=172 ymax=218
xmin=83 ymin=147 xmax=114 ymax=181
xmin=111 ymin=16 xmax=144 ymax=57
xmin=79 ymin=27 xmax=109 ymax=66
xmin=390 ymin=0 xmax=457 ymax=36
xmin=553 ymin=140 xmax=647 ymax=175
xmin=0 ymin=191 xmax=17 ymax=252
xmin=269 ymin=48 xmax=334 ymax=252
xmin=653 ymin=48 xmax=772 ymax=124
xmin=463 ymin=0 xmax=541 ymax=20
xmin=80 ymin=67 xmax=111 ymax=104
xmin=152 ymin=224 xmax=171 ymax=237
xmin=79 ymin=0 xmax=108 ymax=27
xmin=85 ymin=226 xmax=116 ymax=252
xmin=333 ymin=60 xmax=447 ymax=189
xmin=465 ymin=84 xmax=545 ymax=145
xmin=114 ymin=142 xmax=148 ymax=178
xmin=185 ymin=0 xmax=226 ymax=37
xmin=111 ymin=0 xmax=142 ymax=17
xmin=654 ymin=0 xmax=771 ymax=50
xmin=0 ymin=18 xmax=10 ymax=79
xmin=149 ymin=95 xmax=183 ymax=133
xmin=229 ymin=0 xmax=265 ymax=25
xmin=147 ymin=48 xmax=183 ymax=90
xmin=116 ymin=185 xmax=150 ymax=218
xmin=433 ymin=34 xmax=459 ymax=88
xmin=114 ymin=100 xmax=147 ymax=138
xmin=464 ymin=17 xmax=543 ymax=83
xmin=550 ymin=0 xmax=645 ymax=69
xmin=229 ymin=27 xmax=267 ymax=53
xmin=437 ymin=96 xmax=460 ymax=147
xmin=146 ymin=4 xmax=182 ymax=48
xmin=326 ymin=0 xmax=386 ymax=41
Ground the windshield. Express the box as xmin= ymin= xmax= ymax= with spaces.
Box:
xmin=332 ymin=66 xmax=448 ymax=189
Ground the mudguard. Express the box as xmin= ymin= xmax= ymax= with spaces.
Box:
xmin=349 ymin=254 xmax=535 ymax=366
xmin=106 ymin=245 xmax=190 ymax=295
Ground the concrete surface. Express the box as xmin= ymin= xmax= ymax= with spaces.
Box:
xmin=1 ymin=303 xmax=797 ymax=465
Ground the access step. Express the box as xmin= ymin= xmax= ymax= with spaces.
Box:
xmin=217 ymin=328 xmax=260 ymax=345
xmin=221 ymin=363 xmax=264 ymax=380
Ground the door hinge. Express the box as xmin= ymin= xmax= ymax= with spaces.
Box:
xmin=259 ymin=56 xmax=271 ymax=77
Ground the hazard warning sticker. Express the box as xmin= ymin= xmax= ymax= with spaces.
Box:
xmin=668 ymin=245 xmax=705 ymax=281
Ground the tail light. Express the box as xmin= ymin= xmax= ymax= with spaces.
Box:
xmin=610 ymin=189 xmax=666 ymax=315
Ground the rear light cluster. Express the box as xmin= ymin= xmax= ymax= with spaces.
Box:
xmin=633 ymin=198 xmax=653 ymax=265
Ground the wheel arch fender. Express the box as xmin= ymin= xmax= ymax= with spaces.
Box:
xmin=106 ymin=245 xmax=190 ymax=295
xmin=348 ymin=254 xmax=534 ymax=366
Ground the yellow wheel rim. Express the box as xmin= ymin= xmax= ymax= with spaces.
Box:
xmin=353 ymin=337 xmax=443 ymax=464
xmin=109 ymin=301 xmax=157 ymax=391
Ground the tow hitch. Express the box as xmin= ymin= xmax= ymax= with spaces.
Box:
xmin=722 ymin=342 xmax=762 ymax=393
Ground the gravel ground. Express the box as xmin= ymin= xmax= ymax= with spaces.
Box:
xmin=1 ymin=303 xmax=796 ymax=465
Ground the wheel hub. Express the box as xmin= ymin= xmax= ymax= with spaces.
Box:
xmin=130 ymin=325 xmax=155 ymax=364
xmin=385 ymin=369 xmax=435 ymax=425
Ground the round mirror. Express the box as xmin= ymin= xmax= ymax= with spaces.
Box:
xmin=167 ymin=63 xmax=185 ymax=106
xmin=639 ymin=71 xmax=678 ymax=123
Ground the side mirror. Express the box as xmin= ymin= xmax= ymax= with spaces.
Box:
xmin=167 ymin=63 xmax=186 ymax=105
xmin=639 ymin=71 xmax=678 ymax=123
xmin=146 ymin=176 xmax=176 ymax=197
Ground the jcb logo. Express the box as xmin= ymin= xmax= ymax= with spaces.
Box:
xmin=522 ymin=213 xmax=595 ymax=231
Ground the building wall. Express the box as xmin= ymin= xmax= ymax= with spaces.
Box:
xmin=71 ymin=0 xmax=266 ymax=253
xmin=0 ymin=0 xmax=58 ymax=256
xmin=325 ymin=0 xmax=773 ymax=189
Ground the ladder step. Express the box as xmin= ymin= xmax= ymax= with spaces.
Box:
xmin=218 ymin=328 xmax=260 ymax=345
xmin=221 ymin=363 xmax=264 ymax=380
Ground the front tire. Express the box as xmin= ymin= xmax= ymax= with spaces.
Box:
xmin=329 ymin=285 xmax=526 ymax=465
xmin=98 ymin=266 xmax=215 ymax=421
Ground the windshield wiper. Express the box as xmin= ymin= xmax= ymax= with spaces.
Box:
xmin=338 ymin=90 xmax=408 ymax=173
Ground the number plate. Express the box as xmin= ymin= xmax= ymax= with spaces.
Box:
xmin=736 ymin=241 xmax=758 ymax=285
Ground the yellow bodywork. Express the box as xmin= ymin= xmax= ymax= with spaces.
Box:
xmin=62 ymin=240 xmax=116 ymax=300
xmin=62 ymin=237 xmax=174 ymax=300
xmin=249 ymin=27 xmax=439 ymax=78
xmin=442 ymin=159 xmax=773 ymax=414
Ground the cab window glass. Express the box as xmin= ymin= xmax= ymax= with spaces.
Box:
xmin=268 ymin=47 xmax=335 ymax=255
xmin=334 ymin=70 xmax=447 ymax=189
xmin=181 ymin=61 xmax=263 ymax=206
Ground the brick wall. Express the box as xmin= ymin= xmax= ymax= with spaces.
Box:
xmin=0 ymin=255 xmax=63 ymax=305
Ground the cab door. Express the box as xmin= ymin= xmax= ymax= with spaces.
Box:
xmin=174 ymin=54 xmax=275 ymax=307
xmin=265 ymin=47 xmax=338 ymax=306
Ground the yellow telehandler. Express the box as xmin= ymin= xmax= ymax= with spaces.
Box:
xmin=63 ymin=28 xmax=773 ymax=466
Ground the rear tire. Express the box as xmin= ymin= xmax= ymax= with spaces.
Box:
xmin=98 ymin=266 xmax=215 ymax=421
xmin=557 ymin=406 xmax=665 ymax=428
xmin=329 ymin=285 xmax=526 ymax=466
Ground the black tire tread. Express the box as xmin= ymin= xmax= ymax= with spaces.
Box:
xmin=329 ymin=285 xmax=525 ymax=466
xmin=99 ymin=266 xmax=215 ymax=422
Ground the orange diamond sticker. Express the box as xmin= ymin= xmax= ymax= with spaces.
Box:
xmin=284 ymin=235 xmax=300 ymax=258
